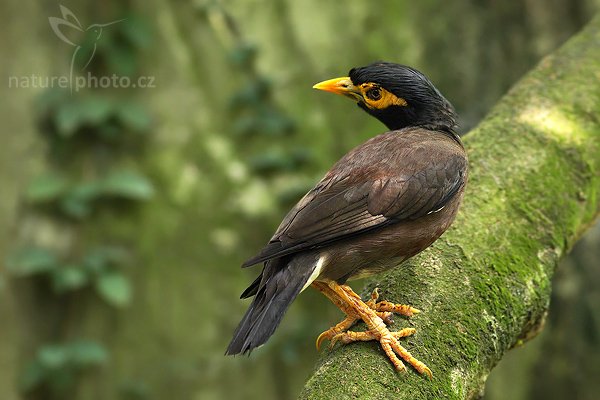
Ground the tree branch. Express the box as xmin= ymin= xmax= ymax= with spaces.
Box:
xmin=299 ymin=15 xmax=600 ymax=400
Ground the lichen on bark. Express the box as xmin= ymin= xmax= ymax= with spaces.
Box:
xmin=299 ymin=15 xmax=600 ymax=400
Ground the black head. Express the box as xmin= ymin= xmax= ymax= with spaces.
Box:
xmin=314 ymin=62 xmax=457 ymax=133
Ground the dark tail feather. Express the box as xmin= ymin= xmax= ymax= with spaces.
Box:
xmin=239 ymin=274 xmax=261 ymax=299
xmin=226 ymin=253 xmax=318 ymax=355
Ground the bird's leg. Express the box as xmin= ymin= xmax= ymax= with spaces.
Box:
xmin=312 ymin=282 xmax=360 ymax=350
xmin=312 ymin=282 xmax=396 ymax=349
xmin=318 ymin=281 xmax=432 ymax=378
xmin=312 ymin=282 xmax=412 ymax=350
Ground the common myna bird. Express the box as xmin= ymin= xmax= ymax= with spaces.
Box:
xmin=226 ymin=62 xmax=468 ymax=377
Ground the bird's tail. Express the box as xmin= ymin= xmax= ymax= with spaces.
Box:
xmin=225 ymin=253 xmax=319 ymax=355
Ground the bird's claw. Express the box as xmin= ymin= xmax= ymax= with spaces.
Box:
xmin=315 ymin=315 xmax=357 ymax=351
xmin=314 ymin=284 xmax=431 ymax=377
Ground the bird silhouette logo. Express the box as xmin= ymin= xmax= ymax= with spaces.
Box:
xmin=49 ymin=5 xmax=124 ymax=89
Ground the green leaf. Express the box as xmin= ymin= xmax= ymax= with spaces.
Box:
xmin=55 ymin=103 xmax=80 ymax=136
xmin=96 ymin=271 xmax=131 ymax=307
xmin=59 ymin=196 xmax=91 ymax=219
xmin=67 ymin=340 xmax=108 ymax=367
xmin=59 ymin=183 xmax=102 ymax=219
xmin=116 ymin=102 xmax=151 ymax=132
xmin=6 ymin=247 xmax=58 ymax=276
xmin=55 ymin=97 xmax=113 ymax=137
xmin=38 ymin=345 xmax=69 ymax=369
xmin=25 ymin=173 xmax=69 ymax=203
xmin=21 ymin=341 xmax=107 ymax=394
xmin=101 ymin=170 xmax=154 ymax=201
xmin=52 ymin=266 xmax=89 ymax=293
xmin=19 ymin=360 xmax=46 ymax=392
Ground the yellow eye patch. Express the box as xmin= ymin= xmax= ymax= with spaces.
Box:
xmin=358 ymin=83 xmax=408 ymax=110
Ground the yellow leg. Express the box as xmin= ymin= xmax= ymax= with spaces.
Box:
xmin=312 ymin=281 xmax=432 ymax=378
xmin=312 ymin=283 xmax=395 ymax=349
xmin=312 ymin=282 xmax=359 ymax=350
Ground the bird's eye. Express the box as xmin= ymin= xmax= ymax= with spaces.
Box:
xmin=366 ymin=87 xmax=381 ymax=101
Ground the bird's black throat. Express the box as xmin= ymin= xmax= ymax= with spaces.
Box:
xmin=356 ymin=101 xmax=456 ymax=133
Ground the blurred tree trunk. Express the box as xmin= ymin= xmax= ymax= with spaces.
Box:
xmin=529 ymin=223 xmax=600 ymax=399
xmin=300 ymin=14 xmax=600 ymax=400
xmin=409 ymin=0 xmax=598 ymax=131
xmin=0 ymin=1 xmax=71 ymax=399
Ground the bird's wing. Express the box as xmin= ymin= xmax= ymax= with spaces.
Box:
xmin=242 ymin=133 xmax=466 ymax=267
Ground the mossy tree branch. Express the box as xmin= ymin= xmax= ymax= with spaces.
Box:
xmin=300 ymin=15 xmax=600 ymax=400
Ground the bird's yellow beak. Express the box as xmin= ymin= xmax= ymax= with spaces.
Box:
xmin=313 ymin=77 xmax=362 ymax=101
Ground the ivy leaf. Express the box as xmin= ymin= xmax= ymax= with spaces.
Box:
xmin=25 ymin=173 xmax=69 ymax=203
xmin=55 ymin=103 xmax=80 ymax=136
xmin=101 ymin=170 xmax=154 ymax=201
xmin=116 ymin=102 xmax=151 ymax=132
xmin=6 ymin=247 xmax=58 ymax=276
xmin=96 ymin=271 xmax=131 ymax=307
xmin=38 ymin=345 xmax=69 ymax=369
xmin=105 ymin=42 xmax=137 ymax=76
xmin=67 ymin=340 xmax=108 ymax=367
xmin=59 ymin=183 xmax=102 ymax=219
xmin=55 ymin=97 xmax=113 ymax=137
xmin=59 ymin=196 xmax=91 ymax=219
xmin=52 ymin=266 xmax=89 ymax=293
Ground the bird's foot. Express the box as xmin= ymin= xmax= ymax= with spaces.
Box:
xmin=313 ymin=281 xmax=432 ymax=377
xmin=330 ymin=327 xmax=416 ymax=347
xmin=316 ymin=315 xmax=356 ymax=350
xmin=331 ymin=326 xmax=431 ymax=378
xmin=315 ymin=287 xmax=399 ymax=350
xmin=378 ymin=328 xmax=432 ymax=378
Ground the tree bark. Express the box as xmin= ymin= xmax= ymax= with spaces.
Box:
xmin=300 ymin=14 xmax=600 ymax=400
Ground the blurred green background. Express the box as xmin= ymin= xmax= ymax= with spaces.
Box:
xmin=1 ymin=1 xmax=599 ymax=399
